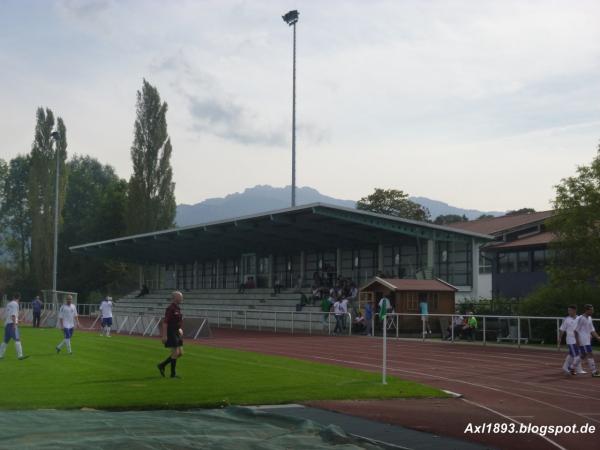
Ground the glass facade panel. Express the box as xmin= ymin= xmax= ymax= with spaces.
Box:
xmin=435 ymin=240 xmax=472 ymax=286
xmin=498 ymin=252 xmax=516 ymax=273
xmin=517 ymin=251 xmax=530 ymax=272
xmin=532 ymin=249 xmax=546 ymax=272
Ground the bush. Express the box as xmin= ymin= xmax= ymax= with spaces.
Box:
xmin=519 ymin=283 xmax=600 ymax=317
xmin=519 ymin=283 xmax=600 ymax=344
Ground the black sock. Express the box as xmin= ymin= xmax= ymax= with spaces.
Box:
xmin=160 ymin=357 xmax=171 ymax=368
xmin=170 ymin=358 xmax=177 ymax=376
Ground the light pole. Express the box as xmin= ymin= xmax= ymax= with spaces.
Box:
xmin=50 ymin=130 xmax=61 ymax=301
xmin=282 ymin=9 xmax=299 ymax=207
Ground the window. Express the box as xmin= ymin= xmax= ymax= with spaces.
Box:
xmin=498 ymin=252 xmax=516 ymax=273
xmin=406 ymin=293 xmax=418 ymax=312
xmin=532 ymin=250 xmax=546 ymax=272
xmin=517 ymin=251 xmax=530 ymax=272
xmin=479 ymin=252 xmax=492 ymax=274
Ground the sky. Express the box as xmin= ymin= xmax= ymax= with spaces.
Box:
xmin=1 ymin=0 xmax=600 ymax=211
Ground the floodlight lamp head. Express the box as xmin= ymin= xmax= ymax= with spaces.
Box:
xmin=282 ymin=10 xmax=299 ymax=26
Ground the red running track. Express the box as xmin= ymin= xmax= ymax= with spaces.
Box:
xmin=202 ymin=329 xmax=600 ymax=450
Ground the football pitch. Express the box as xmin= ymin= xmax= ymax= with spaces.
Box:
xmin=0 ymin=327 xmax=446 ymax=410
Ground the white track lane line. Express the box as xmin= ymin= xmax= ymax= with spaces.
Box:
xmin=460 ymin=398 xmax=567 ymax=450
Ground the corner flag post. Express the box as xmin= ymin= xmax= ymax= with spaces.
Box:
xmin=382 ymin=314 xmax=387 ymax=385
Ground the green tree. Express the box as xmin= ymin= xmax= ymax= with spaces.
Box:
xmin=476 ymin=214 xmax=495 ymax=220
xmin=127 ymin=79 xmax=176 ymax=234
xmin=58 ymin=156 xmax=134 ymax=301
xmin=433 ymin=214 xmax=468 ymax=225
xmin=547 ymin=148 xmax=600 ymax=285
xmin=28 ymin=108 xmax=68 ymax=289
xmin=1 ymin=156 xmax=32 ymax=275
xmin=506 ymin=208 xmax=536 ymax=216
xmin=357 ymin=188 xmax=430 ymax=221
xmin=0 ymin=158 xmax=8 ymax=263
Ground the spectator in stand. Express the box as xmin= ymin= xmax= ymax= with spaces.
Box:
xmin=447 ymin=309 xmax=464 ymax=340
xmin=273 ymin=278 xmax=282 ymax=295
xmin=364 ymin=302 xmax=373 ymax=336
xmin=135 ymin=284 xmax=150 ymax=298
xmin=31 ymin=295 xmax=43 ymax=328
xmin=462 ymin=312 xmax=478 ymax=341
xmin=333 ymin=297 xmax=344 ymax=335
xmin=352 ymin=312 xmax=366 ymax=334
xmin=348 ymin=283 xmax=358 ymax=302
xmin=340 ymin=297 xmax=349 ymax=331
xmin=321 ymin=294 xmax=333 ymax=325
xmin=246 ymin=277 xmax=256 ymax=289
xmin=311 ymin=285 xmax=322 ymax=302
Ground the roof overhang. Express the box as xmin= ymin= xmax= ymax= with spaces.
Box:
xmin=70 ymin=203 xmax=493 ymax=265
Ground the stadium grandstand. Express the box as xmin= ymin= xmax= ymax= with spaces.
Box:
xmin=70 ymin=204 xmax=492 ymax=319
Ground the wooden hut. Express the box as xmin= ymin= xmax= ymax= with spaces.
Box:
xmin=359 ymin=277 xmax=458 ymax=334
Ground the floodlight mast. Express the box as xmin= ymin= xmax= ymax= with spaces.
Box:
xmin=50 ymin=131 xmax=60 ymax=300
xmin=282 ymin=10 xmax=299 ymax=207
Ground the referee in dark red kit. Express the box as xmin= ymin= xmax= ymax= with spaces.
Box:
xmin=157 ymin=290 xmax=184 ymax=378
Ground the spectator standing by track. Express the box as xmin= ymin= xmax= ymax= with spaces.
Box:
xmin=31 ymin=295 xmax=43 ymax=328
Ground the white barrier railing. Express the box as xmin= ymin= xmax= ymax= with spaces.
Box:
xmin=77 ymin=304 xmax=353 ymax=337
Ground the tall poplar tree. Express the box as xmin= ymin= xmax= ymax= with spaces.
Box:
xmin=127 ymin=79 xmax=176 ymax=234
xmin=2 ymin=155 xmax=32 ymax=275
xmin=28 ymin=108 xmax=67 ymax=289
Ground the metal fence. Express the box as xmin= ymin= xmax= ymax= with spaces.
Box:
xmin=10 ymin=303 xmax=600 ymax=348
xmin=374 ymin=312 xmax=600 ymax=349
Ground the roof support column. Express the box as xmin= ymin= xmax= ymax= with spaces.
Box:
xmin=216 ymin=259 xmax=221 ymax=289
xmin=193 ymin=261 xmax=198 ymax=290
xmin=299 ymin=250 xmax=305 ymax=288
xmin=268 ymin=254 xmax=274 ymax=288
xmin=155 ymin=264 xmax=160 ymax=290
xmin=377 ymin=243 xmax=384 ymax=273
xmin=471 ymin=238 xmax=480 ymax=300
xmin=138 ymin=265 xmax=143 ymax=289
xmin=427 ymin=240 xmax=435 ymax=277
xmin=336 ymin=248 xmax=342 ymax=277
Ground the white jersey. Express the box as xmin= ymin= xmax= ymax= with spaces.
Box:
xmin=333 ymin=301 xmax=344 ymax=315
xmin=560 ymin=315 xmax=579 ymax=345
xmin=340 ymin=299 xmax=349 ymax=314
xmin=59 ymin=304 xmax=78 ymax=329
xmin=100 ymin=300 xmax=113 ymax=318
xmin=575 ymin=315 xmax=596 ymax=346
xmin=4 ymin=300 xmax=19 ymax=325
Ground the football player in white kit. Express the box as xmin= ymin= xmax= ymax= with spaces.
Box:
xmin=0 ymin=293 xmax=28 ymax=360
xmin=56 ymin=295 xmax=80 ymax=354
xmin=99 ymin=296 xmax=114 ymax=337
xmin=574 ymin=304 xmax=600 ymax=377
xmin=558 ymin=305 xmax=580 ymax=375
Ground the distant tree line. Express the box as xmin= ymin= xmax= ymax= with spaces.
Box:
xmin=0 ymin=79 xmax=175 ymax=302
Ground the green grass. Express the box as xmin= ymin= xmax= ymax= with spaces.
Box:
xmin=0 ymin=327 xmax=446 ymax=410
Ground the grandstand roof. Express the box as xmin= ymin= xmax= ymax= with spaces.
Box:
xmin=70 ymin=203 xmax=493 ymax=264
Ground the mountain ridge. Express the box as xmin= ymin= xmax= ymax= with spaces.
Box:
xmin=175 ymin=185 xmax=504 ymax=227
